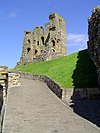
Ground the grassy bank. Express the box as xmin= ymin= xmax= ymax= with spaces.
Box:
xmin=14 ymin=49 xmax=98 ymax=88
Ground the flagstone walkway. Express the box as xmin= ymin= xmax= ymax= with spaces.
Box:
xmin=2 ymin=78 xmax=100 ymax=133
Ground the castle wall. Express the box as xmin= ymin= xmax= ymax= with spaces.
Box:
xmin=20 ymin=31 xmax=33 ymax=64
xmin=88 ymin=6 xmax=100 ymax=85
xmin=46 ymin=13 xmax=66 ymax=60
xmin=17 ymin=12 xmax=67 ymax=65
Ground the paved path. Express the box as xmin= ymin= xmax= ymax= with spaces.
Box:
xmin=2 ymin=78 xmax=100 ymax=133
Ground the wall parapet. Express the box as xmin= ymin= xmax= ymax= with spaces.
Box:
xmin=19 ymin=73 xmax=100 ymax=102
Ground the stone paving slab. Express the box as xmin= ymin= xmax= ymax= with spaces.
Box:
xmin=2 ymin=78 xmax=100 ymax=133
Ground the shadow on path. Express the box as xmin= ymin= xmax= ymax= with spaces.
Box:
xmin=70 ymin=49 xmax=100 ymax=127
xmin=69 ymin=99 xmax=100 ymax=127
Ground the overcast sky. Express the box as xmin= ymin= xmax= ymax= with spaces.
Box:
xmin=0 ymin=0 xmax=99 ymax=68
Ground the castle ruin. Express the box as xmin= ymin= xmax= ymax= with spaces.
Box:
xmin=88 ymin=6 xmax=100 ymax=85
xmin=17 ymin=12 xmax=66 ymax=65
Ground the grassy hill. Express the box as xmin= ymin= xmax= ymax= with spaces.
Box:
xmin=14 ymin=49 xmax=98 ymax=88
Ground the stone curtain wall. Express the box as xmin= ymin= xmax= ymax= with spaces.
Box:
xmin=88 ymin=6 xmax=100 ymax=85
xmin=20 ymin=73 xmax=62 ymax=99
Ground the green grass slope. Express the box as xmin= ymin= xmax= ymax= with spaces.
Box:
xmin=15 ymin=49 xmax=98 ymax=88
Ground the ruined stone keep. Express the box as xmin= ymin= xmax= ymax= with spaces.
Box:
xmin=17 ymin=12 xmax=66 ymax=65
xmin=88 ymin=6 xmax=100 ymax=85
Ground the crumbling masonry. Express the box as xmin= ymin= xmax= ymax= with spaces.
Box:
xmin=88 ymin=6 xmax=100 ymax=85
xmin=17 ymin=12 xmax=66 ymax=65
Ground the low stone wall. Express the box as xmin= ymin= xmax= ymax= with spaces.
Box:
xmin=62 ymin=87 xmax=100 ymax=104
xmin=20 ymin=73 xmax=100 ymax=102
xmin=0 ymin=72 xmax=21 ymax=106
xmin=8 ymin=72 xmax=21 ymax=88
xmin=0 ymin=72 xmax=8 ymax=90
xmin=20 ymin=73 xmax=62 ymax=99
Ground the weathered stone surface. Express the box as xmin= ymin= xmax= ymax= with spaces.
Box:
xmin=0 ymin=84 xmax=3 ymax=108
xmin=17 ymin=12 xmax=66 ymax=65
xmin=62 ymin=88 xmax=100 ymax=103
xmin=0 ymin=66 xmax=8 ymax=72
xmin=8 ymin=72 xmax=21 ymax=88
xmin=0 ymin=70 xmax=21 ymax=108
xmin=88 ymin=6 xmax=100 ymax=85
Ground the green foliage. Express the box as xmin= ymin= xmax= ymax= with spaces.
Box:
xmin=14 ymin=49 xmax=98 ymax=88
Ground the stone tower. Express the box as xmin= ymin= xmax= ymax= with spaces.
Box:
xmin=17 ymin=12 xmax=66 ymax=65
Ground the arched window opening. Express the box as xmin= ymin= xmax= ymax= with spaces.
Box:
xmin=52 ymin=40 xmax=55 ymax=47
xmin=53 ymin=49 xmax=55 ymax=52
xmin=37 ymin=41 xmax=39 ymax=46
xmin=26 ymin=32 xmax=29 ymax=35
xmin=50 ymin=26 xmax=56 ymax=31
xmin=28 ymin=39 xmax=31 ymax=43
xmin=35 ymin=49 xmax=38 ymax=54
xmin=27 ymin=48 xmax=31 ymax=53
xmin=41 ymin=37 xmax=44 ymax=45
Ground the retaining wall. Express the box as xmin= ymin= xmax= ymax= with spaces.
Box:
xmin=63 ymin=87 xmax=100 ymax=102
xmin=20 ymin=73 xmax=100 ymax=102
